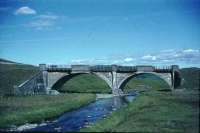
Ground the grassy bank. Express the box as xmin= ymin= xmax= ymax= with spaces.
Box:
xmin=82 ymin=90 xmax=199 ymax=132
xmin=0 ymin=63 xmax=39 ymax=96
xmin=0 ymin=93 xmax=96 ymax=128
xmin=59 ymin=73 xmax=168 ymax=94
xmin=59 ymin=74 xmax=111 ymax=93
xmin=180 ymin=68 xmax=200 ymax=89
xmin=123 ymin=73 xmax=169 ymax=93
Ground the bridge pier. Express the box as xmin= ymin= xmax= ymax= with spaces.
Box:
xmin=42 ymin=71 xmax=48 ymax=93
xmin=111 ymin=71 xmax=123 ymax=95
xmin=171 ymin=65 xmax=181 ymax=90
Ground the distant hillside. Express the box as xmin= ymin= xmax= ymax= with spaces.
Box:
xmin=0 ymin=58 xmax=17 ymax=64
xmin=0 ymin=59 xmax=39 ymax=96
xmin=123 ymin=73 xmax=169 ymax=92
xmin=180 ymin=67 xmax=200 ymax=89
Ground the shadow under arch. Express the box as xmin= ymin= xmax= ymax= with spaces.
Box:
xmin=51 ymin=73 xmax=112 ymax=93
xmin=119 ymin=72 xmax=171 ymax=92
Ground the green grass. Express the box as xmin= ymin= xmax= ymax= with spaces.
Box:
xmin=0 ymin=63 xmax=39 ymax=96
xmin=0 ymin=61 xmax=97 ymax=129
xmin=58 ymin=73 xmax=168 ymax=94
xmin=180 ymin=68 xmax=200 ymax=89
xmin=0 ymin=93 xmax=96 ymax=128
xmin=58 ymin=74 xmax=112 ymax=93
xmin=81 ymin=72 xmax=199 ymax=132
xmin=0 ymin=58 xmax=16 ymax=64
xmin=123 ymin=73 xmax=169 ymax=93
xmin=82 ymin=90 xmax=199 ymax=132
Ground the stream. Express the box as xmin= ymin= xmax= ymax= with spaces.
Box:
xmin=15 ymin=92 xmax=139 ymax=132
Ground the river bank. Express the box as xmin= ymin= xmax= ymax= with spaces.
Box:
xmin=0 ymin=93 xmax=138 ymax=132
xmin=0 ymin=93 xmax=96 ymax=129
xmin=24 ymin=94 xmax=138 ymax=132
xmin=82 ymin=89 xmax=199 ymax=132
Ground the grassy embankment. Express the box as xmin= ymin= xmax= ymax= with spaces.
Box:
xmin=82 ymin=69 xmax=200 ymax=132
xmin=58 ymin=74 xmax=111 ymax=93
xmin=0 ymin=63 xmax=39 ymax=96
xmin=180 ymin=67 xmax=200 ymax=89
xmin=57 ymin=72 xmax=168 ymax=94
xmin=0 ymin=60 xmax=96 ymax=128
xmin=122 ymin=73 xmax=169 ymax=93
xmin=0 ymin=93 xmax=95 ymax=128
xmin=82 ymin=90 xmax=199 ymax=132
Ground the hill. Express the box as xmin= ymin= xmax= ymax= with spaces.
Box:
xmin=180 ymin=67 xmax=200 ymax=89
xmin=59 ymin=74 xmax=112 ymax=93
xmin=0 ymin=58 xmax=17 ymax=64
xmin=0 ymin=59 xmax=39 ymax=96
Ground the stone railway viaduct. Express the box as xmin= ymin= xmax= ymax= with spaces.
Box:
xmin=15 ymin=64 xmax=181 ymax=95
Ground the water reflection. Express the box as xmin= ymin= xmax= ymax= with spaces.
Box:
xmin=26 ymin=93 xmax=138 ymax=132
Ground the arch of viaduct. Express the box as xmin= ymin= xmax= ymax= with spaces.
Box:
xmin=15 ymin=64 xmax=181 ymax=96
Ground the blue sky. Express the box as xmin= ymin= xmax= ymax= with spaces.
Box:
xmin=0 ymin=0 xmax=200 ymax=67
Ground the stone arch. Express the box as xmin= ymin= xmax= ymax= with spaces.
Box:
xmin=118 ymin=72 xmax=172 ymax=91
xmin=50 ymin=72 xmax=112 ymax=91
xmin=93 ymin=72 xmax=113 ymax=89
xmin=51 ymin=73 xmax=84 ymax=90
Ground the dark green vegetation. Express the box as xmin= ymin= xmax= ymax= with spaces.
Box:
xmin=123 ymin=74 xmax=169 ymax=93
xmin=0 ymin=93 xmax=96 ymax=128
xmin=0 ymin=63 xmax=39 ymax=96
xmin=82 ymin=90 xmax=199 ymax=132
xmin=0 ymin=58 xmax=16 ymax=64
xmin=180 ymin=67 xmax=200 ymax=89
xmin=58 ymin=74 xmax=111 ymax=93
xmin=81 ymin=68 xmax=199 ymax=132
xmin=0 ymin=59 xmax=96 ymax=128
xmin=57 ymin=73 xmax=168 ymax=94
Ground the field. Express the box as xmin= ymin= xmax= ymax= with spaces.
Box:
xmin=82 ymin=89 xmax=199 ymax=132
xmin=123 ymin=73 xmax=169 ymax=92
xmin=58 ymin=74 xmax=112 ymax=93
xmin=58 ymin=73 xmax=169 ymax=93
xmin=180 ymin=68 xmax=200 ymax=89
xmin=0 ymin=61 xmax=96 ymax=128
xmin=81 ymin=68 xmax=199 ymax=132
xmin=0 ymin=93 xmax=96 ymax=128
xmin=0 ymin=63 xmax=39 ymax=96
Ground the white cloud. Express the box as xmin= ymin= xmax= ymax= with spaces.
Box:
xmin=14 ymin=6 xmax=36 ymax=15
xmin=36 ymin=15 xmax=58 ymax=20
xmin=146 ymin=49 xmax=200 ymax=67
xmin=141 ymin=55 xmax=157 ymax=61
xmin=30 ymin=19 xmax=54 ymax=29
xmin=182 ymin=49 xmax=199 ymax=53
xmin=28 ymin=14 xmax=59 ymax=30
xmin=71 ymin=59 xmax=86 ymax=64
xmin=124 ymin=57 xmax=133 ymax=62
xmin=68 ymin=49 xmax=200 ymax=67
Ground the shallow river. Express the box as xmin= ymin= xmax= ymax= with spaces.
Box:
xmin=23 ymin=92 xmax=138 ymax=132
